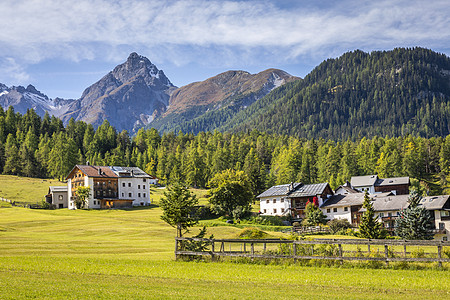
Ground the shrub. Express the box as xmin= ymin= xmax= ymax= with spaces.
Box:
xmin=327 ymin=218 xmax=351 ymax=234
xmin=238 ymin=227 xmax=268 ymax=239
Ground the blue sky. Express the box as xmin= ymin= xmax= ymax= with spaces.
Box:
xmin=0 ymin=0 xmax=449 ymax=99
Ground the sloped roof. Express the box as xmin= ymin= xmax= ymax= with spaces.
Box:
xmin=350 ymin=175 xmax=378 ymax=187
xmin=66 ymin=165 xmax=118 ymax=180
xmin=289 ymin=182 xmax=330 ymax=198
xmin=257 ymin=183 xmax=301 ymax=198
xmin=110 ymin=166 xmax=152 ymax=178
xmin=420 ymin=195 xmax=450 ymax=210
xmin=375 ymin=177 xmax=410 ymax=186
xmin=49 ymin=186 xmax=68 ymax=193
xmin=320 ymin=193 xmax=365 ymax=208
xmin=370 ymin=194 xmax=409 ymax=212
xmin=335 ymin=185 xmax=359 ymax=194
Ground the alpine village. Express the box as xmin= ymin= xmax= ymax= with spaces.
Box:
xmin=2 ymin=47 xmax=450 ymax=298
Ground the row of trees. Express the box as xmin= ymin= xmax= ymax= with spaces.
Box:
xmin=1 ymin=106 xmax=450 ymax=195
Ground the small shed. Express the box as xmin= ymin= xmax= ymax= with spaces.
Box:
xmin=46 ymin=186 xmax=68 ymax=209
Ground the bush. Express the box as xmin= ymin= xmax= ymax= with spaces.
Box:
xmin=327 ymin=218 xmax=351 ymax=234
xmin=241 ymin=215 xmax=285 ymax=226
xmin=238 ymin=227 xmax=268 ymax=239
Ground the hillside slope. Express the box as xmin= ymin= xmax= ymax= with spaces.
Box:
xmin=225 ymin=48 xmax=450 ymax=139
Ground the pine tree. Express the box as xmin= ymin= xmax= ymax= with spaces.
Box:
xmin=160 ymin=183 xmax=198 ymax=237
xmin=395 ymin=190 xmax=434 ymax=240
xmin=358 ymin=192 xmax=382 ymax=239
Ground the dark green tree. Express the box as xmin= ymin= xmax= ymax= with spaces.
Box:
xmin=394 ymin=190 xmax=434 ymax=240
xmin=358 ymin=192 xmax=383 ymax=239
xmin=160 ymin=183 xmax=198 ymax=237
xmin=303 ymin=202 xmax=327 ymax=226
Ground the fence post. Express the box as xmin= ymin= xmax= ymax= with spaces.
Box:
xmin=293 ymin=242 xmax=297 ymax=262
xmin=263 ymin=243 xmax=266 ymax=253
xmin=384 ymin=244 xmax=389 ymax=266
xmin=437 ymin=245 xmax=442 ymax=268
xmin=243 ymin=242 xmax=246 ymax=253
xmin=211 ymin=240 xmax=215 ymax=262
xmin=404 ymin=244 xmax=407 ymax=258
xmin=251 ymin=243 xmax=254 ymax=256
xmin=220 ymin=241 xmax=224 ymax=252
xmin=175 ymin=238 xmax=179 ymax=261
xmin=338 ymin=243 xmax=343 ymax=264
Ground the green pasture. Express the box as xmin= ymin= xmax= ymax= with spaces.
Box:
xmin=0 ymin=175 xmax=449 ymax=299
xmin=0 ymin=175 xmax=66 ymax=204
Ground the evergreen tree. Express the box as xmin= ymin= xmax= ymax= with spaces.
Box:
xmin=160 ymin=183 xmax=198 ymax=237
xmin=395 ymin=190 xmax=434 ymax=240
xmin=358 ymin=192 xmax=383 ymax=239
xmin=3 ymin=134 xmax=20 ymax=175
xmin=303 ymin=200 xmax=327 ymax=226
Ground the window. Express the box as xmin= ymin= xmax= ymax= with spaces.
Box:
xmin=58 ymin=195 xmax=63 ymax=201
xmin=441 ymin=211 xmax=450 ymax=217
xmin=143 ymin=179 xmax=146 ymax=182
xmin=122 ymin=182 xmax=125 ymax=187
xmin=122 ymin=193 xmax=124 ymax=197
xmin=138 ymin=193 xmax=141 ymax=197
xmin=263 ymin=209 xmax=267 ymax=213
xmin=266 ymin=200 xmax=269 ymax=203
xmin=273 ymin=199 xmax=276 ymax=203
xmin=129 ymin=193 xmax=132 ymax=197
xmin=281 ymin=208 xmax=285 ymax=213
xmin=138 ymin=185 xmax=141 ymax=189
xmin=397 ymin=211 xmax=400 ymax=216
xmin=143 ymin=193 xmax=146 ymax=198
xmin=128 ymin=183 xmax=131 ymax=187
xmin=379 ymin=213 xmax=384 ymax=217
xmin=327 ymin=208 xmax=330 ymax=213
xmin=281 ymin=198 xmax=284 ymax=203
xmin=143 ymin=185 xmax=146 ymax=190
xmin=108 ymin=181 xmax=111 ymax=184
xmin=388 ymin=212 xmax=392 ymax=217
xmin=273 ymin=208 xmax=277 ymax=214
xmin=344 ymin=207 xmax=348 ymax=212
xmin=333 ymin=208 xmax=337 ymax=213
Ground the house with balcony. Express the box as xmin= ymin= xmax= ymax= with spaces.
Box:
xmin=65 ymin=164 xmax=153 ymax=209
xmin=257 ymin=182 xmax=333 ymax=218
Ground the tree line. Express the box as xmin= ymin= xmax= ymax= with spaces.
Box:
xmin=1 ymin=106 xmax=450 ymax=196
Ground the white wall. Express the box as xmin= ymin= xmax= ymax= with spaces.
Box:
xmin=259 ymin=196 xmax=290 ymax=216
xmin=118 ymin=177 xmax=151 ymax=206
xmin=322 ymin=206 xmax=352 ymax=223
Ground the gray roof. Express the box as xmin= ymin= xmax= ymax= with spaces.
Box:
xmin=49 ymin=186 xmax=68 ymax=193
xmin=350 ymin=175 xmax=378 ymax=187
xmin=420 ymin=195 xmax=450 ymax=210
xmin=335 ymin=185 xmax=359 ymax=194
xmin=289 ymin=182 xmax=330 ymax=198
xmin=375 ymin=177 xmax=409 ymax=186
xmin=320 ymin=193 xmax=365 ymax=208
xmin=370 ymin=194 xmax=409 ymax=212
xmin=109 ymin=166 xmax=152 ymax=178
xmin=257 ymin=183 xmax=301 ymax=198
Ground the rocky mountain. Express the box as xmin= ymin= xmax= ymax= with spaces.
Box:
xmin=0 ymin=84 xmax=74 ymax=117
xmin=60 ymin=52 xmax=177 ymax=132
xmin=148 ymin=68 xmax=299 ymax=134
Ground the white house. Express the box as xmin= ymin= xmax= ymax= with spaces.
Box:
xmin=350 ymin=175 xmax=410 ymax=195
xmin=66 ymin=164 xmax=154 ymax=209
xmin=257 ymin=182 xmax=333 ymax=218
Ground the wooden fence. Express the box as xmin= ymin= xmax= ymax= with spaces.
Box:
xmin=175 ymin=237 xmax=450 ymax=266
xmin=0 ymin=197 xmax=33 ymax=208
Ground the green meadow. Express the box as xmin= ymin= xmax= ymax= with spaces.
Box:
xmin=0 ymin=176 xmax=449 ymax=299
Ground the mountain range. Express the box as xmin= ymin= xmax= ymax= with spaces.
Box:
xmin=1 ymin=48 xmax=450 ymax=139
xmin=0 ymin=53 xmax=298 ymax=133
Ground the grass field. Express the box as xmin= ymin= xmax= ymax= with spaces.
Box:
xmin=0 ymin=176 xmax=449 ymax=299
xmin=0 ymin=175 xmax=66 ymax=204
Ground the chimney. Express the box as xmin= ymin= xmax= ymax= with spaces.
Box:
xmin=98 ymin=168 xmax=102 ymax=175
xmin=86 ymin=161 xmax=90 ymax=166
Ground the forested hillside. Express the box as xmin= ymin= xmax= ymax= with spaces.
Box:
xmin=224 ymin=48 xmax=450 ymax=139
xmin=1 ymin=107 xmax=450 ymax=196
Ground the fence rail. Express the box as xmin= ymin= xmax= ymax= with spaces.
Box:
xmin=0 ymin=197 xmax=34 ymax=208
xmin=175 ymin=237 xmax=450 ymax=266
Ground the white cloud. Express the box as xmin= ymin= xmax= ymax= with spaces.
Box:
xmin=0 ymin=0 xmax=448 ymax=69
xmin=0 ymin=57 xmax=30 ymax=84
